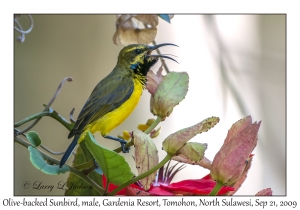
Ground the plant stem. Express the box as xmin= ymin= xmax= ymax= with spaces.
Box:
xmin=40 ymin=145 xmax=64 ymax=155
xmin=14 ymin=135 xmax=31 ymax=147
xmin=113 ymin=116 xmax=162 ymax=153
xmin=14 ymin=111 xmax=50 ymax=127
xmin=14 ymin=135 xmax=104 ymax=194
xmin=14 ymin=108 xmax=73 ymax=133
xmin=144 ymin=116 xmax=162 ymax=134
xmin=208 ymin=180 xmax=223 ymax=196
xmin=48 ymin=108 xmax=73 ymax=131
xmin=108 ymin=153 xmax=172 ymax=195
xmin=16 ymin=77 xmax=72 ymax=135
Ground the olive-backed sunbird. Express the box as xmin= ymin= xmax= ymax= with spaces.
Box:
xmin=59 ymin=43 xmax=178 ymax=167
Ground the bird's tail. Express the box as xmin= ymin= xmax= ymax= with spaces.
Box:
xmin=59 ymin=135 xmax=80 ymax=168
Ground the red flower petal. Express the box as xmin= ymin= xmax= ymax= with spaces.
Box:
xmin=148 ymin=186 xmax=174 ymax=195
xmin=161 ymin=178 xmax=234 ymax=195
xmin=102 ymin=175 xmax=142 ymax=195
xmin=126 ymin=186 xmax=150 ymax=196
xmin=200 ymin=173 xmax=214 ymax=180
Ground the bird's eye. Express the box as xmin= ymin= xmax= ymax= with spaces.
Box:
xmin=135 ymin=49 xmax=142 ymax=54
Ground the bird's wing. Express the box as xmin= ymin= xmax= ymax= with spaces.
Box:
xmin=68 ymin=73 xmax=134 ymax=138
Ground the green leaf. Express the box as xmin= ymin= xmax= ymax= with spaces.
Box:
xmin=28 ymin=146 xmax=69 ymax=175
xmin=158 ymin=14 xmax=171 ymax=23
xmin=85 ymin=132 xmax=134 ymax=186
xmin=76 ymin=142 xmax=103 ymax=174
xmin=73 ymin=160 xmax=95 ymax=171
xmin=78 ymin=141 xmax=94 ymax=163
xmin=151 ymin=72 xmax=189 ymax=120
xmin=25 ymin=131 xmax=42 ymax=147
xmin=65 ymin=142 xmax=102 ymax=196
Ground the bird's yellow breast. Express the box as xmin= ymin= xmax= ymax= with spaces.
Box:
xmin=78 ymin=78 xmax=143 ymax=142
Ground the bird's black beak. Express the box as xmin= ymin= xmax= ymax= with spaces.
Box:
xmin=148 ymin=43 xmax=178 ymax=51
xmin=147 ymin=43 xmax=179 ymax=64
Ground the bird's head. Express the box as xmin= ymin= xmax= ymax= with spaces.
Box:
xmin=117 ymin=43 xmax=178 ymax=77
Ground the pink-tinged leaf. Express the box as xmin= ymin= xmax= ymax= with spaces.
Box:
xmin=227 ymin=155 xmax=253 ymax=195
xmin=146 ymin=66 xmax=164 ymax=95
xmin=133 ymin=131 xmax=159 ymax=190
xmin=172 ymin=155 xmax=212 ymax=170
xmin=149 ymin=126 xmax=161 ymax=138
xmin=197 ymin=156 xmax=212 ymax=170
xmin=255 ymin=188 xmax=273 ymax=196
xmin=210 ymin=116 xmax=261 ymax=185
xmin=178 ymin=142 xmax=207 ymax=161
xmin=151 ymin=72 xmax=189 ymax=120
xmin=162 ymin=117 xmax=220 ymax=155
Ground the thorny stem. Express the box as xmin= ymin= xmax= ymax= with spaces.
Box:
xmin=14 ymin=135 xmax=104 ymax=194
xmin=15 ymin=77 xmax=73 ymax=136
xmin=108 ymin=153 xmax=173 ymax=195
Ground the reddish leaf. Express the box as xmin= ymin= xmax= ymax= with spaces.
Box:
xmin=163 ymin=116 xmax=219 ymax=155
xmin=146 ymin=66 xmax=164 ymax=95
xmin=211 ymin=116 xmax=261 ymax=185
xmin=255 ymin=188 xmax=273 ymax=196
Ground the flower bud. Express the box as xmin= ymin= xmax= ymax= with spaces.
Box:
xmin=137 ymin=118 xmax=161 ymax=138
xmin=162 ymin=117 xmax=219 ymax=155
xmin=146 ymin=67 xmax=164 ymax=95
xmin=210 ymin=116 xmax=261 ymax=185
xmin=150 ymin=72 xmax=189 ymax=120
xmin=117 ymin=130 xmax=131 ymax=141
xmin=178 ymin=142 xmax=207 ymax=161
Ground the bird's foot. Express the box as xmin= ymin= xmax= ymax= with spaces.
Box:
xmin=104 ymin=135 xmax=130 ymax=153
xmin=120 ymin=141 xmax=130 ymax=153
